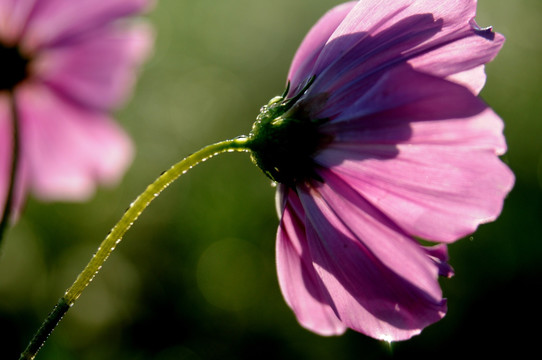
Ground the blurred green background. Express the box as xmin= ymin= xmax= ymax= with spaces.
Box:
xmin=1 ymin=0 xmax=541 ymax=359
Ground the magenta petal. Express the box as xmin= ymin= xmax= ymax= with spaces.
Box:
xmin=408 ymin=29 xmax=504 ymax=91
xmin=313 ymin=68 xmax=514 ymax=243
xmin=287 ymin=1 xmax=356 ymax=94
xmin=277 ymin=188 xmax=346 ymax=336
xmin=275 ymin=183 xmax=288 ymax=218
xmin=311 ymin=11 xmax=444 ymax=98
xmin=297 ymin=175 xmax=446 ymax=341
xmin=21 ymin=0 xmax=151 ymax=50
xmin=445 ymin=65 xmax=487 ymax=94
xmin=18 ymin=84 xmax=133 ymax=201
xmin=321 ymin=145 xmax=513 ymax=243
xmin=423 ymin=244 xmax=454 ymax=278
xmin=312 ymin=0 xmax=475 ymax=74
xmin=305 ymin=0 xmax=500 ymax=99
xmin=36 ymin=22 xmax=153 ymax=110
xmin=318 ymin=122 xmax=514 ymax=243
xmin=319 ymin=66 xmax=508 ymax=154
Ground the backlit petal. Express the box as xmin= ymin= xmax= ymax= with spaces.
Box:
xmin=297 ymin=177 xmax=446 ymax=341
xmin=315 ymin=68 xmax=514 ymax=242
xmin=277 ymin=188 xmax=346 ymax=336
xmin=304 ymin=0 xmax=500 ymax=97
xmin=287 ymin=1 xmax=356 ymax=94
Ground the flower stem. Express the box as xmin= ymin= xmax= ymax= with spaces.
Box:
xmin=0 ymin=91 xmax=20 ymax=245
xmin=18 ymin=136 xmax=250 ymax=360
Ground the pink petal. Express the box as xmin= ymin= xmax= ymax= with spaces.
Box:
xmin=313 ymin=0 xmax=474 ymax=71
xmin=17 ymin=83 xmax=133 ymax=201
xmin=320 ymin=144 xmax=513 ymax=244
xmin=287 ymin=1 xmax=356 ymax=95
xmin=276 ymin=188 xmax=346 ymax=336
xmin=408 ymin=24 xmax=504 ymax=91
xmin=0 ymin=0 xmax=37 ymax=44
xmin=320 ymin=66 xmax=507 ymax=154
xmin=35 ymin=22 xmax=153 ymax=110
xmin=305 ymin=0 xmax=500 ymax=97
xmin=297 ymin=176 xmax=446 ymax=341
xmin=423 ymin=244 xmax=454 ymax=278
xmin=315 ymin=68 xmax=514 ymax=243
xmin=445 ymin=65 xmax=486 ymax=94
xmin=275 ymin=183 xmax=288 ymax=218
xmin=20 ymin=0 xmax=151 ymax=50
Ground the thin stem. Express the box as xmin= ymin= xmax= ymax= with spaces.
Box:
xmin=19 ymin=136 xmax=250 ymax=360
xmin=0 ymin=91 xmax=20 ymax=244
xmin=18 ymin=299 xmax=70 ymax=360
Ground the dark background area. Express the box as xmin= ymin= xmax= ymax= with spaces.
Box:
xmin=1 ymin=1 xmax=540 ymax=359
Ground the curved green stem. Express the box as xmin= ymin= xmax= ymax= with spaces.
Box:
xmin=0 ymin=91 xmax=20 ymax=244
xmin=19 ymin=136 xmax=250 ymax=360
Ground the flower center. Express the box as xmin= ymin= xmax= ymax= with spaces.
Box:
xmin=0 ymin=42 xmax=31 ymax=91
xmin=247 ymin=81 xmax=329 ymax=186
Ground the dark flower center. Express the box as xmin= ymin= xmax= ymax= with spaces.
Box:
xmin=247 ymin=81 xmax=330 ymax=187
xmin=0 ymin=42 xmax=31 ymax=91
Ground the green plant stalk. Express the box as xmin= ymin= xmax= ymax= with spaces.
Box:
xmin=19 ymin=136 xmax=250 ymax=360
xmin=0 ymin=91 xmax=20 ymax=244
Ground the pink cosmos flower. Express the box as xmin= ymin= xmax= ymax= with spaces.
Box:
xmin=0 ymin=0 xmax=152 ymax=220
xmin=248 ymin=0 xmax=514 ymax=341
